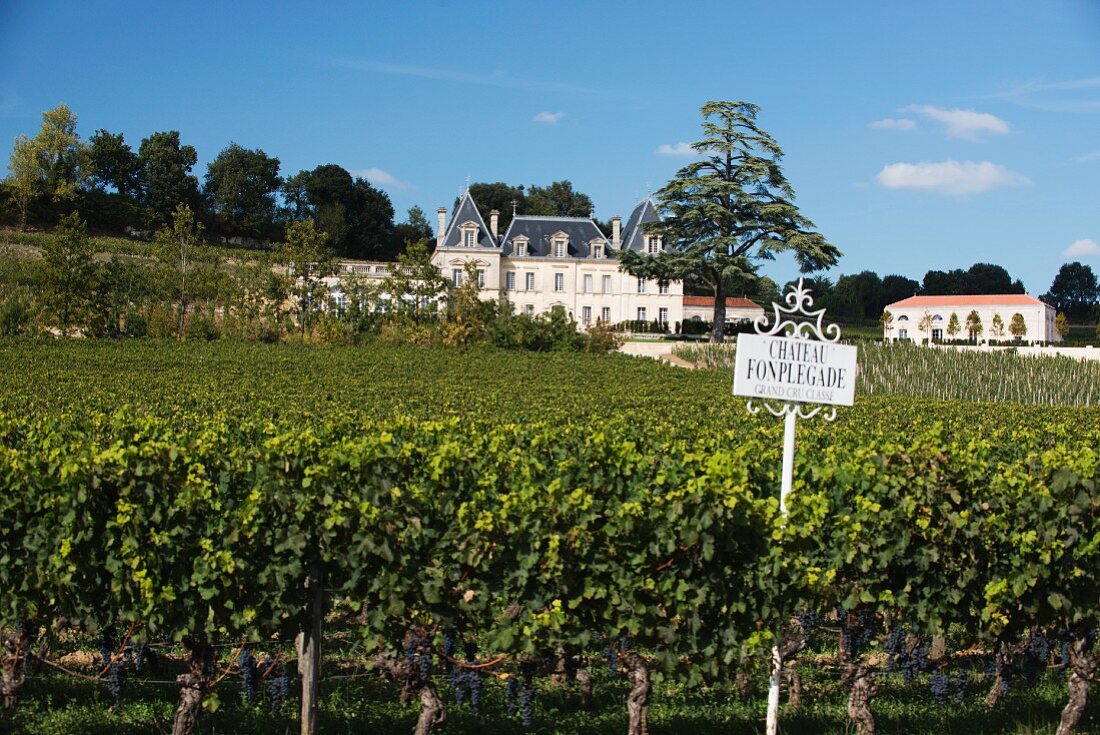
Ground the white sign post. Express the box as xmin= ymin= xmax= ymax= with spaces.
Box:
xmin=731 ymin=278 xmax=857 ymax=735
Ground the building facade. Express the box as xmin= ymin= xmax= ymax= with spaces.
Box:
xmin=430 ymin=191 xmax=685 ymax=329
xmin=883 ymin=294 xmax=1059 ymax=344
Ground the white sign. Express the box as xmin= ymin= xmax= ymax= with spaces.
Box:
xmin=733 ymin=333 xmax=857 ymax=406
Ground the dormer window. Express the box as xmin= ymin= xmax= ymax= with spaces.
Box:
xmin=460 ymin=221 xmax=478 ymax=247
xmin=550 ymin=232 xmax=568 ymax=258
xmin=646 ymin=236 xmax=661 ymax=254
xmin=592 ymin=242 xmax=605 ymax=259
xmin=513 ymin=236 xmax=528 ymax=257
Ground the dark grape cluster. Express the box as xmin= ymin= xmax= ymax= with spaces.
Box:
xmin=986 ymin=654 xmax=1012 ymax=695
xmin=133 ymin=643 xmax=157 ymax=675
xmin=264 ymin=658 xmax=290 ymax=713
xmin=518 ymin=674 xmax=536 ymax=728
xmin=603 ymin=642 xmax=618 ymax=676
xmin=239 ymin=649 xmax=259 ymax=705
xmin=929 ymin=671 xmax=948 ymax=707
xmin=953 ymin=666 xmax=967 ymax=703
xmin=1023 ymin=631 xmax=1051 ymax=686
xmin=837 ymin=608 xmax=877 ymax=661
xmin=442 ymin=629 xmax=457 ymax=675
xmin=796 ymin=610 xmax=818 ymax=645
xmin=505 ymin=673 xmax=520 ymax=717
xmin=100 ymin=628 xmax=125 ymax=711
xmin=450 ymin=642 xmax=482 ymax=712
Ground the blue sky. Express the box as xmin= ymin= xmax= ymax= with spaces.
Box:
xmin=2 ymin=0 xmax=1098 ymax=294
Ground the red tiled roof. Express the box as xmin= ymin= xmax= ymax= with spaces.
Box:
xmin=683 ymin=295 xmax=761 ymax=309
xmin=887 ymin=294 xmax=1045 ymax=309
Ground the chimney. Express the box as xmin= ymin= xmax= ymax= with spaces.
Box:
xmin=490 ymin=209 xmax=499 ymax=239
xmin=436 ymin=207 xmax=447 ymax=248
xmin=611 ymin=215 xmax=621 ymax=248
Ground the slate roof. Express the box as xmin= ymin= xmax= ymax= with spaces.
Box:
xmin=620 ymin=199 xmax=662 ymax=252
xmin=439 ymin=191 xmax=498 ymax=249
xmin=499 ymin=215 xmax=611 ymax=258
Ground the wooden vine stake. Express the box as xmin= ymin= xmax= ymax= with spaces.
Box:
xmin=733 ymin=278 xmax=857 ymax=735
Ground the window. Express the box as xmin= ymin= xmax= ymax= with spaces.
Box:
xmin=552 ymin=237 xmax=567 ymax=257
xmin=525 ymin=272 xmax=535 ymax=291
xmin=514 ymin=238 xmax=528 ymax=257
xmin=658 ymin=282 xmax=669 ymax=295
xmin=932 ymin=328 xmax=943 ymax=341
xmin=582 ymin=306 xmax=592 ymax=325
xmin=592 ymin=244 xmax=604 ymax=259
xmin=899 ymin=329 xmax=908 ymax=340
xmin=897 ymin=315 xmax=909 ymax=322
xmin=601 ymin=306 xmax=611 ymax=323
xmin=658 ymin=307 xmax=669 ymax=325
xmin=451 ymin=269 xmax=463 ymax=287
xmin=554 ymin=273 xmax=565 ymax=292
xmin=637 ymin=307 xmax=647 ymax=322
xmin=583 ymin=274 xmax=592 ymax=293
xmin=462 ymin=226 xmax=477 ymax=247
xmin=637 ymin=278 xmax=646 ymax=294
xmin=525 ymin=304 xmax=535 ymax=316
xmin=505 ymin=272 xmax=516 ymax=291
xmin=477 ymin=269 xmax=485 ymax=287
xmin=602 ymin=275 xmax=612 ymax=294
xmin=647 ymin=236 xmax=660 ymax=254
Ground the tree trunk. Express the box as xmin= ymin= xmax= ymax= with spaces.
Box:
xmin=845 ymin=664 xmax=875 ymax=735
xmin=413 ymin=681 xmax=446 ymax=735
xmin=625 ymin=653 xmax=651 ymax=735
xmin=712 ymin=280 xmax=727 ymax=343
xmin=784 ymin=662 xmax=802 ymax=711
xmin=929 ymin=635 xmax=947 ymax=661
xmin=985 ymin=648 xmax=1006 ymax=710
xmin=0 ymin=625 xmax=31 ymax=709
xmin=576 ymin=667 xmax=593 ymax=711
xmin=1056 ymin=638 xmax=1096 ymax=735
xmin=171 ymin=643 xmax=209 ymax=735
xmin=298 ymin=564 xmax=324 ymax=735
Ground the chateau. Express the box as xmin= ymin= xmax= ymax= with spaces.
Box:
xmin=883 ymin=294 xmax=1060 ymax=344
xmin=429 ymin=191 xmax=685 ymax=329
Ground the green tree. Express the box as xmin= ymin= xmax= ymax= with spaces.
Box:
xmin=203 ymin=142 xmax=282 ymax=239
xmin=1055 ymin=312 xmax=1070 ymax=340
xmin=86 ymin=129 xmax=141 ymax=200
xmin=526 ymin=180 xmax=594 ymax=218
xmin=442 ymin=261 xmax=496 ymax=347
xmin=280 ymin=169 xmax=313 ymax=222
xmin=879 ymin=309 xmax=893 ymax=339
xmin=380 ymin=239 xmax=447 ymax=324
xmin=155 ymin=204 xmax=207 ymax=337
xmin=138 ymin=131 xmax=201 ymax=229
xmin=1042 ymin=262 xmax=1099 ymax=322
xmin=918 ymin=310 xmax=933 ymax=344
xmin=392 ymin=206 xmax=435 ymax=252
xmin=35 ymin=104 xmax=86 ymax=207
xmin=881 ymin=273 xmax=919 ymax=306
xmin=991 ymin=313 xmax=1005 ymax=339
xmin=43 ymin=212 xmax=97 ymax=335
xmin=304 ymin=165 xmax=395 ymax=259
xmin=947 ymin=312 xmax=961 ymax=340
xmin=623 ymin=101 xmax=839 ymax=342
xmin=832 ymin=270 xmax=884 ymax=320
xmin=1009 ymin=312 xmax=1027 ymax=340
xmin=281 ymin=219 xmax=334 ymax=335
xmin=462 ymin=182 xmax=527 ymax=233
xmin=5 ymin=135 xmax=42 ymax=230
xmin=966 ymin=309 xmax=983 ymax=341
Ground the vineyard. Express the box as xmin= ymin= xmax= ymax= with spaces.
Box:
xmin=673 ymin=340 xmax=1100 ymax=406
xmin=1 ymin=339 xmax=1099 ymax=734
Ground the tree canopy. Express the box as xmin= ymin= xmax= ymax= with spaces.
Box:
xmin=621 ymin=100 xmax=839 ymax=341
xmin=920 ymin=263 xmax=1025 ymax=296
xmin=1042 ymin=262 xmax=1099 ymax=322
xmin=138 ymin=131 xmax=201 ymax=230
xmin=203 ymin=142 xmax=282 ymax=240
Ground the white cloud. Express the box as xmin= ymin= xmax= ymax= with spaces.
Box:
xmin=655 ymin=141 xmax=697 ymax=156
xmin=868 ymin=118 xmax=917 ymax=131
xmin=903 ymin=105 xmax=1011 ymax=141
xmin=1075 ymin=150 xmax=1100 ymax=163
xmin=351 ymin=167 xmax=413 ymax=190
xmin=875 ymin=159 xmax=1031 ymax=196
xmin=993 ymin=76 xmax=1100 ymax=113
xmin=1063 ymin=238 xmax=1100 ymax=258
xmin=533 ymin=111 xmax=565 ymax=124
